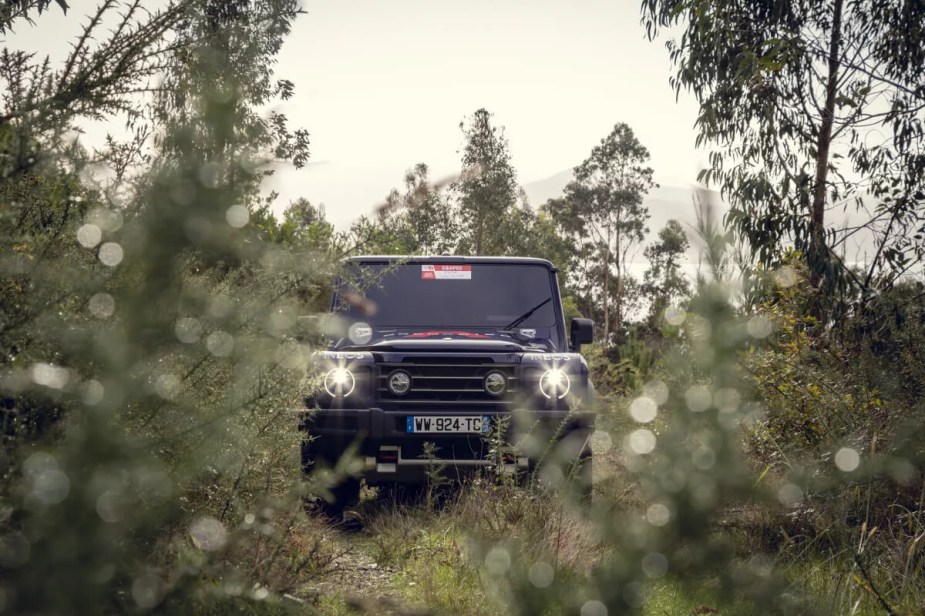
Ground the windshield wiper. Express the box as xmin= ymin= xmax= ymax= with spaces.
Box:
xmin=502 ymin=298 xmax=552 ymax=330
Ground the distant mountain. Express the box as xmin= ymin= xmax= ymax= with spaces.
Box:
xmin=521 ymin=168 xmax=574 ymax=209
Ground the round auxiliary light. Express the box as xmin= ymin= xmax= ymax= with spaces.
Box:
xmin=484 ymin=371 xmax=507 ymax=396
xmin=324 ymin=367 xmax=355 ymax=398
xmin=348 ymin=321 xmax=373 ymax=345
xmin=387 ymin=370 xmax=412 ymax=396
xmin=539 ymin=368 xmax=570 ymax=399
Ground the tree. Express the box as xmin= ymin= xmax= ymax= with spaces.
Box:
xmin=527 ymin=205 xmax=580 ymax=290
xmin=353 ymin=161 xmax=572 ymax=273
xmin=0 ymin=1 xmax=69 ymax=32
xmin=547 ymin=123 xmax=656 ymax=343
xmin=0 ymin=1 xmax=191 ymax=180
xmin=642 ymin=0 xmax=925 ymax=305
xmin=153 ymin=0 xmax=309 ymax=201
xmin=453 ymin=108 xmax=519 ymax=255
xmin=356 ymin=114 xmax=547 ymax=260
xmin=642 ymin=219 xmax=691 ymax=327
xmin=247 ymin=197 xmax=335 ymax=250
xmin=376 ymin=163 xmax=460 ymax=255
xmin=0 ymin=0 xmax=352 ymax=610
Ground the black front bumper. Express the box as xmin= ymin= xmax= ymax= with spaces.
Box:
xmin=298 ymin=407 xmax=593 ymax=484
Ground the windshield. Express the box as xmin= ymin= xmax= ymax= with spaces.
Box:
xmin=334 ymin=262 xmax=560 ymax=332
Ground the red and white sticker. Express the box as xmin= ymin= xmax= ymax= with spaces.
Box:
xmin=405 ymin=330 xmax=489 ymax=339
xmin=421 ymin=264 xmax=472 ymax=280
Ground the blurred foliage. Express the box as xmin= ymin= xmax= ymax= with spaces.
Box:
xmin=0 ymin=2 xmax=335 ymax=614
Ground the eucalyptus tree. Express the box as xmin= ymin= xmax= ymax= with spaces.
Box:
xmin=255 ymin=197 xmax=337 ymax=251
xmin=642 ymin=0 xmax=925 ymax=304
xmin=548 ymin=123 xmax=655 ymax=343
xmin=376 ymin=163 xmax=460 ymax=255
xmin=453 ymin=108 xmax=520 ymax=256
xmin=643 ymin=219 xmax=691 ymax=327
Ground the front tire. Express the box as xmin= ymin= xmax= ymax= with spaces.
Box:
xmin=531 ymin=437 xmax=593 ymax=502
xmin=574 ymin=451 xmax=592 ymax=501
xmin=381 ymin=482 xmax=427 ymax=508
xmin=301 ymin=439 xmax=360 ymax=520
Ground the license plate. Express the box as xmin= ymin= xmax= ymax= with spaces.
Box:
xmin=406 ymin=415 xmax=491 ymax=434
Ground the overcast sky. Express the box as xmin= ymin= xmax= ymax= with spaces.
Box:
xmin=268 ymin=0 xmax=705 ymax=228
xmin=13 ymin=0 xmax=705 ymax=230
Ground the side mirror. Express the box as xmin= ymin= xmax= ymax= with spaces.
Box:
xmin=570 ymin=318 xmax=594 ymax=351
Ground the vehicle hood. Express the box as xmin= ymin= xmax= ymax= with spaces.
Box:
xmin=333 ymin=328 xmax=558 ymax=353
xmin=367 ymin=338 xmax=526 ymax=353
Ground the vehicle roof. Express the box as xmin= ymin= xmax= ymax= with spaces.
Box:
xmin=343 ymin=255 xmax=557 ymax=270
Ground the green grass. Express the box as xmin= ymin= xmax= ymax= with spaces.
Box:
xmin=391 ymin=527 xmax=504 ymax=615
xmin=783 ymin=557 xmax=923 ymax=616
xmin=641 ymin=579 xmax=761 ymax=616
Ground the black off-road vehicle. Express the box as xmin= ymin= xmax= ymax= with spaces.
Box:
xmin=299 ymin=256 xmax=594 ymax=515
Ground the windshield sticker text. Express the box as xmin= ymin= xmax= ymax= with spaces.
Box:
xmin=422 ymin=264 xmax=472 ymax=280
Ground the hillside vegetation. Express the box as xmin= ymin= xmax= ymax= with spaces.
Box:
xmin=1 ymin=1 xmax=923 ymax=615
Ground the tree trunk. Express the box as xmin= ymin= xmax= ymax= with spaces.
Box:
xmin=809 ymin=0 xmax=844 ymax=289
xmin=614 ymin=275 xmax=623 ymax=344
xmin=614 ymin=236 xmax=623 ymax=344
xmin=475 ymin=213 xmax=483 ymax=255
xmin=602 ymin=243 xmax=610 ymax=343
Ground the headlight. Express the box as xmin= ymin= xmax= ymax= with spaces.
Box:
xmin=539 ymin=368 xmax=570 ymax=399
xmin=324 ymin=367 xmax=355 ymax=398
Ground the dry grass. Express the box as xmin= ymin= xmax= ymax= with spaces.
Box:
xmin=217 ymin=501 xmax=345 ymax=596
xmin=451 ymin=479 xmax=603 ymax=573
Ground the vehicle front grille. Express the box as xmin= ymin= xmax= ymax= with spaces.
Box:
xmin=376 ymin=356 xmax=519 ymax=411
